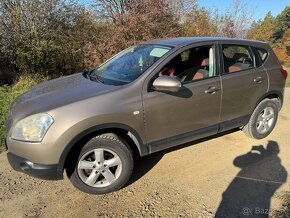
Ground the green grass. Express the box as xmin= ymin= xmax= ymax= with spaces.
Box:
xmin=0 ymin=75 xmax=45 ymax=150
xmin=286 ymin=68 xmax=290 ymax=87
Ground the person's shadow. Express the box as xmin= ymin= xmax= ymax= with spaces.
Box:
xmin=215 ymin=140 xmax=287 ymax=218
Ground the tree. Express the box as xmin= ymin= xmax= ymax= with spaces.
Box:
xmin=247 ymin=12 xmax=275 ymax=42
xmin=183 ymin=7 xmax=218 ymax=37
xmin=183 ymin=0 xmax=253 ymax=38
xmin=82 ymin=0 xmax=182 ymax=69
xmin=272 ymin=6 xmax=290 ymax=42
xmin=1 ymin=0 xmax=288 ymax=84
xmin=0 ymin=0 xmax=86 ymax=81
xmin=215 ymin=0 xmax=254 ymax=38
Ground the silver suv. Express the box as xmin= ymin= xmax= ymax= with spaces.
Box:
xmin=6 ymin=37 xmax=288 ymax=194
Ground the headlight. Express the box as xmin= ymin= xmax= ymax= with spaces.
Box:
xmin=11 ymin=113 xmax=54 ymax=142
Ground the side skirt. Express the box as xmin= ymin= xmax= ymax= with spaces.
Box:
xmin=146 ymin=115 xmax=250 ymax=154
xmin=147 ymin=125 xmax=218 ymax=154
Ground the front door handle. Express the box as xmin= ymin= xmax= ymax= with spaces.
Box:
xmin=254 ymin=77 xmax=264 ymax=83
xmin=205 ymin=86 xmax=220 ymax=94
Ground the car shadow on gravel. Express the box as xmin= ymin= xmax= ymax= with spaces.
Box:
xmin=127 ymin=129 xmax=239 ymax=186
xmin=215 ymin=140 xmax=287 ymax=218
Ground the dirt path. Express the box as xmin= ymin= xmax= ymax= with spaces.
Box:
xmin=1 ymin=89 xmax=290 ymax=217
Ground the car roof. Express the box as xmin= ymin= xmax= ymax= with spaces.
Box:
xmin=142 ymin=37 xmax=267 ymax=48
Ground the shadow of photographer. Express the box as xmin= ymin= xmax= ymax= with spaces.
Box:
xmin=215 ymin=140 xmax=287 ymax=217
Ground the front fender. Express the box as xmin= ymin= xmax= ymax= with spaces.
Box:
xmin=56 ymin=123 xmax=148 ymax=178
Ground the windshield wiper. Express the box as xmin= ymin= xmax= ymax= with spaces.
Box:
xmin=87 ymin=70 xmax=104 ymax=83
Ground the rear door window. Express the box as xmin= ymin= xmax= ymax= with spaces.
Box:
xmin=222 ymin=45 xmax=255 ymax=74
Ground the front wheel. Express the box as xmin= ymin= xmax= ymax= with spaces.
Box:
xmin=68 ymin=134 xmax=133 ymax=194
xmin=243 ymin=99 xmax=278 ymax=139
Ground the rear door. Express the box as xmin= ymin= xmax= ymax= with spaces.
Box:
xmin=219 ymin=43 xmax=268 ymax=129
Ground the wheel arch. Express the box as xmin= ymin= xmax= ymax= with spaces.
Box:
xmin=240 ymin=91 xmax=283 ymax=132
xmin=254 ymin=90 xmax=283 ymax=112
xmin=57 ymin=123 xmax=148 ymax=178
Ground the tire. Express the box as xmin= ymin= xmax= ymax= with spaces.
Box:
xmin=243 ymin=99 xmax=278 ymax=139
xmin=67 ymin=134 xmax=133 ymax=194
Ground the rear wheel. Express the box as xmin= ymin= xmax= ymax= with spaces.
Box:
xmin=68 ymin=134 xmax=133 ymax=194
xmin=243 ymin=99 xmax=278 ymax=139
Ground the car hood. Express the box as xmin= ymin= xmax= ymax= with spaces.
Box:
xmin=9 ymin=73 xmax=121 ymax=122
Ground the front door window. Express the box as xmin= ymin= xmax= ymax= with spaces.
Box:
xmin=158 ymin=45 xmax=216 ymax=83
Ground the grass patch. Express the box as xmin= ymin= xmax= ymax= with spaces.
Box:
xmin=0 ymin=75 xmax=46 ymax=150
xmin=286 ymin=68 xmax=290 ymax=87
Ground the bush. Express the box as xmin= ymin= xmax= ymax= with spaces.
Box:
xmin=0 ymin=75 xmax=45 ymax=150
xmin=0 ymin=0 xmax=86 ymax=84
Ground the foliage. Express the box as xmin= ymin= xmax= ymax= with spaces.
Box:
xmin=0 ymin=0 xmax=258 ymax=85
xmin=247 ymin=13 xmax=275 ymax=42
xmin=0 ymin=0 xmax=288 ymax=84
xmin=247 ymin=7 xmax=290 ymax=66
xmin=82 ymin=0 xmax=184 ymax=68
xmin=216 ymin=0 xmax=253 ymax=38
xmin=183 ymin=7 xmax=218 ymax=37
xmin=286 ymin=68 xmax=290 ymax=88
xmin=273 ymin=6 xmax=290 ymax=43
xmin=0 ymin=0 xmax=86 ymax=84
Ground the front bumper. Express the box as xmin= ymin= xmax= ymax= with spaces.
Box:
xmin=7 ymin=152 xmax=62 ymax=180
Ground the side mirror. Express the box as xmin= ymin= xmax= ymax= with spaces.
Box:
xmin=152 ymin=76 xmax=182 ymax=93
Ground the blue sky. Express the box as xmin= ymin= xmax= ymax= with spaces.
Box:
xmin=198 ymin=0 xmax=289 ymax=20
xmin=81 ymin=0 xmax=289 ymax=20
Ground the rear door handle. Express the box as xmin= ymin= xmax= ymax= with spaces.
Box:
xmin=254 ymin=77 xmax=264 ymax=83
xmin=205 ymin=86 xmax=220 ymax=94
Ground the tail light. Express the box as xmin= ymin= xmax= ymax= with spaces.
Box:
xmin=280 ymin=68 xmax=288 ymax=80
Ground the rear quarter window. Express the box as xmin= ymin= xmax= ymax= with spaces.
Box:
xmin=257 ymin=48 xmax=269 ymax=64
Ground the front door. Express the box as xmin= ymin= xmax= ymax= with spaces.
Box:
xmin=142 ymin=44 xmax=222 ymax=152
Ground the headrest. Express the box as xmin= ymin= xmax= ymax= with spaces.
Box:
xmin=233 ymin=53 xmax=248 ymax=61
xmin=201 ymin=58 xmax=209 ymax=67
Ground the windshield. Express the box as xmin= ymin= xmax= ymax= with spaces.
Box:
xmin=90 ymin=44 xmax=173 ymax=85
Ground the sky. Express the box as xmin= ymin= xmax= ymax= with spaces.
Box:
xmin=198 ymin=0 xmax=289 ymax=20
xmin=81 ymin=0 xmax=289 ymax=21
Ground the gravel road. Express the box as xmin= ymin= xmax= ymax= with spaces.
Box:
xmin=1 ymin=88 xmax=290 ymax=217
